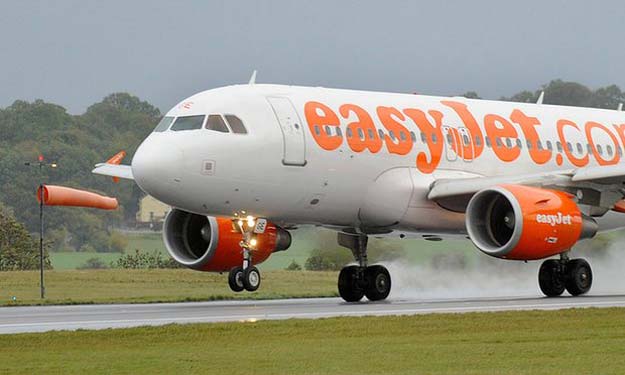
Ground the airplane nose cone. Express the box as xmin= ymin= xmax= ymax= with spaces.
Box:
xmin=132 ymin=136 xmax=184 ymax=199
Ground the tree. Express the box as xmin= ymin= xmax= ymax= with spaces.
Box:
xmin=0 ymin=206 xmax=51 ymax=271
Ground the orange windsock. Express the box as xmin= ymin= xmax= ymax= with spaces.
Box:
xmin=37 ymin=185 xmax=118 ymax=210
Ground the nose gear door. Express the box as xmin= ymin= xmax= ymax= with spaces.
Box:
xmin=267 ymin=97 xmax=307 ymax=166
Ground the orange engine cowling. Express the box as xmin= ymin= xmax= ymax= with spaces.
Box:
xmin=465 ymin=184 xmax=597 ymax=260
xmin=163 ymin=209 xmax=291 ymax=272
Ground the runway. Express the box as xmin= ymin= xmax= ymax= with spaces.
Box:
xmin=1 ymin=294 xmax=625 ymax=334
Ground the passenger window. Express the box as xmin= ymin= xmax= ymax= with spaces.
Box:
xmin=153 ymin=116 xmax=174 ymax=132
xmin=546 ymin=141 xmax=553 ymax=151
xmin=607 ymin=145 xmax=613 ymax=157
xmin=172 ymin=115 xmax=206 ymax=131
xmin=388 ymin=130 xmax=395 ymax=141
xmin=410 ymin=131 xmax=417 ymax=143
xmin=431 ymin=134 xmax=438 ymax=144
xmin=420 ymin=132 xmax=427 ymax=142
xmin=576 ymin=143 xmax=583 ymax=154
xmin=324 ymin=126 xmax=331 ymax=136
xmin=505 ymin=138 xmax=512 ymax=148
xmin=336 ymin=127 xmax=343 ymax=137
xmin=446 ymin=133 xmax=453 ymax=144
xmin=617 ymin=146 xmax=623 ymax=156
xmin=462 ymin=134 xmax=469 ymax=145
xmin=224 ymin=115 xmax=247 ymax=134
xmin=537 ymin=140 xmax=543 ymax=150
xmin=378 ymin=129 xmax=385 ymax=139
xmin=485 ymin=137 xmax=491 ymax=147
xmin=516 ymin=139 xmax=522 ymax=148
xmin=556 ymin=142 xmax=563 ymax=152
xmin=368 ymin=129 xmax=375 ymax=139
xmin=205 ymin=115 xmax=229 ymax=133
xmin=587 ymin=144 xmax=592 ymax=153
xmin=358 ymin=128 xmax=365 ymax=140
xmin=347 ymin=128 xmax=353 ymax=138
xmin=597 ymin=145 xmax=603 ymax=155
xmin=566 ymin=142 xmax=572 ymax=152
xmin=475 ymin=136 xmax=482 ymax=147
xmin=527 ymin=140 xmax=533 ymax=149
xmin=314 ymin=125 xmax=321 ymax=136
xmin=496 ymin=138 xmax=502 ymax=147
xmin=400 ymin=131 xmax=407 ymax=141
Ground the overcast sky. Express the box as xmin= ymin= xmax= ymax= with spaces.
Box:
xmin=1 ymin=1 xmax=625 ymax=114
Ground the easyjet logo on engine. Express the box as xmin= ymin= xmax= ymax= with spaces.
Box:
xmin=303 ymin=100 xmax=625 ymax=174
xmin=535 ymin=212 xmax=573 ymax=226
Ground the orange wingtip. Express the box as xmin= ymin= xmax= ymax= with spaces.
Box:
xmin=37 ymin=185 xmax=118 ymax=210
xmin=613 ymin=200 xmax=625 ymax=213
xmin=106 ymin=151 xmax=126 ymax=183
xmin=106 ymin=151 xmax=126 ymax=165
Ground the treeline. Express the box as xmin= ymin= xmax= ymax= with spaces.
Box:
xmin=463 ymin=79 xmax=625 ymax=109
xmin=0 ymin=93 xmax=159 ymax=253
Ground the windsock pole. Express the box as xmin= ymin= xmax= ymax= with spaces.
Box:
xmin=39 ymin=183 xmax=45 ymax=299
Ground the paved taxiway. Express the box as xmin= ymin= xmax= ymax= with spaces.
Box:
xmin=1 ymin=295 xmax=625 ymax=334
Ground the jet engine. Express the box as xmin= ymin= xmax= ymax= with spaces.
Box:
xmin=163 ymin=209 xmax=291 ymax=271
xmin=465 ymin=184 xmax=597 ymax=260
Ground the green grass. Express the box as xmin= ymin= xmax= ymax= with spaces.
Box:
xmin=0 ymin=269 xmax=337 ymax=306
xmin=1 ymin=308 xmax=624 ymax=374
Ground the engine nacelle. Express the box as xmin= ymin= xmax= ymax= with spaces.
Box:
xmin=465 ymin=184 xmax=597 ymax=260
xmin=163 ymin=209 xmax=291 ymax=271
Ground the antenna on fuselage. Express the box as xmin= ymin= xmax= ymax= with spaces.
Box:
xmin=536 ymin=91 xmax=545 ymax=105
xmin=618 ymin=103 xmax=623 ymax=111
xmin=248 ymin=70 xmax=257 ymax=85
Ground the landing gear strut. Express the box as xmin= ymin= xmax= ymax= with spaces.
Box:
xmin=538 ymin=253 xmax=592 ymax=297
xmin=228 ymin=217 xmax=263 ymax=293
xmin=337 ymin=233 xmax=392 ymax=302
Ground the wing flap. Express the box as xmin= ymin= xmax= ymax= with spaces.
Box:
xmin=92 ymin=164 xmax=134 ymax=180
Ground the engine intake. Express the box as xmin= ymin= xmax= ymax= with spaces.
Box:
xmin=163 ymin=209 xmax=291 ymax=271
xmin=466 ymin=185 xmax=597 ymax=260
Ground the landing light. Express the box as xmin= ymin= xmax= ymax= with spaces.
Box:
xmin=247 ymin=215 xmax=255 ymax=227
xmin=250 ymin=238 xmax=258 ymax=247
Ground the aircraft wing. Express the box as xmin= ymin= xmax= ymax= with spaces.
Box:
xmin=92 ymin=163 xmax=134 ymax=180
xmin=428 ymin=165 xmax=625 ymax=213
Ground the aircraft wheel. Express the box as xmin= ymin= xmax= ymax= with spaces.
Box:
xmin=364 ymin=265 xmax=391 ymax=301
xmin=338 ymin=265 xmax=365 ymax=302
xmin=538 ymin=259 xmax=565 ymax=297
xmin=565 ymin=259 xmax=592 ymax=296
xmin=228 ymin=266 xmax=245 ymax=292
xmin=243 ymin=266 xmax=261 ymax=292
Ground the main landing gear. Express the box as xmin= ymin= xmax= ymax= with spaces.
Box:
xmin=228 ymin=217 xmax=262 ymax=293
xmin=538 ymin=253 xmax=593 ymax=297
xmin=337 ymin=233 xmax=392 ymax=302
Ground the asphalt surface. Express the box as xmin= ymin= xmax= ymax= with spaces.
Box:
xmin=1 ymin=294 xmax=624 ymax=334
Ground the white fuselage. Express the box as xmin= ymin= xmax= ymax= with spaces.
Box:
xmin=130 ymin=84 xmax=625 ymax=237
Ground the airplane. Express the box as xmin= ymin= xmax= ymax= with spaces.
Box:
xmin=93 ymin=76 xmax=625 ymax=302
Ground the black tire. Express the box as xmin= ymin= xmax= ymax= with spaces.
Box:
xmin=565 ymin=259 xmax=592 ymax=296
xmin=538 ymin=259 xmax=565 ymax=297
xmin=228 ymin=267 xmax=245 ymax=292
xmin=243 ymin=266 xmax=261 ymax=292
xmin=338 ymin=265 xmax=365 ymax=302
xmin=364 ymin=265 xmax=391 ymax=301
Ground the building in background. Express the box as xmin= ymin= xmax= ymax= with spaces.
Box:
xmin=136 ymin=195 xmax=170 ymax=230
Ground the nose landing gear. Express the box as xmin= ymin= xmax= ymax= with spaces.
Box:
xmin=337 ymin=233 xmax=392 ymax=302
xmin=228 ymin=216 xmax=264 ymax=293
xmin=538 ymin=253 xmax=593 ymax=297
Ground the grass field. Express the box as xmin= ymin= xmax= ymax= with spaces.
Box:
xmin=1 ymin=308 xmax=624 ymax=374
xmin=0 ymin=269 xmax=337 ymax=306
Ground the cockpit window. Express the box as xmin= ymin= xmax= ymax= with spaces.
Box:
xmin=224 ymin=115 xmax=248 ymax=134
xmin=171 ymin=115 xmax=206 ymax=131
xmin=153 ymin=116 xmax=174 ymax=132
xmin=206 ymin=115 xmax=230 ymax=133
